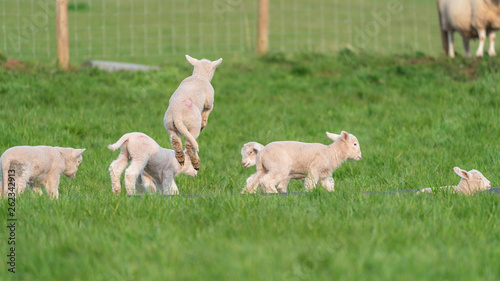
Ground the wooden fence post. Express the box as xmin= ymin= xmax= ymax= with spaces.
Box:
xmin=257 ymin=0 xmax=269 ymax=56
xmin=57 ymin=0 xmax=69 ymax=69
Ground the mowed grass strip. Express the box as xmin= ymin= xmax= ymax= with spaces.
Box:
xmin=0 ymin=52 xmax=499 ymax=280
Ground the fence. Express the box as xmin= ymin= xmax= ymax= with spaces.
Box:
xmin=1 ymin=0 xmax=461 ymax=65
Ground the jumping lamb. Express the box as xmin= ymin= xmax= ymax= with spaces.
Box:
xmin=241 ymin=141 xmax=334 ymax=193
xmin=0 ymin=146 xmax=85 ymax=199
xmin=419 ymin=167 xmax=491 ymax=195
xmin=108 ymin=132 xmax=197 ymax=195
xmin=164 ymin=55 xmax=223 ymax=170
xmin=438 ymin=0 xmax=500 ymax=57
xmin=242 ymin=131 xmax=361 ymax=194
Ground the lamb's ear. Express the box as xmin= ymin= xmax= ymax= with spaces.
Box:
xmin=185 ymin=54 xmax=198 ymax=66
xmin=212 ymin=58 xmax=223 ymax=68
xmin=454 ymin=167 xmax=470 ymax=179
xmin=74 ymin=148 xmax=86 ymax=157
xmin=326 ymin=132 xmax=340 ymax=141
xmin=253 ymin=143 xmax=264 ymax=153
xmin=341 ymin=131 xmax=350 ymax=141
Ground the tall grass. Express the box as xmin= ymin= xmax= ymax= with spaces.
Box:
xmin=0 ymin=52 xmax=499 ymax=280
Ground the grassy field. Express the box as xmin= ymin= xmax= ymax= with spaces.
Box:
xmin=0 ymin=52 xmax=499 ymax=280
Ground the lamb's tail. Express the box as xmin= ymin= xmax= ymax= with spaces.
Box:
xmin=173 ymin=115 xmax=199 ymax=152
xmin=437 ymin=0 xmax=448 ymax=55
xmin=108 ymin=134 xmax=132 ymax=151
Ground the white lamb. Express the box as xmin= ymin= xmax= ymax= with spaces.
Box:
xmin=0 ymin=146 xmax=85 ymax=199
xmin=242 ymin=131 xmax=362 ymax=194
xmin=108 ymin=132 xmax=197 ymax=196
xmin=164 ymin=55 xmax=223 ymax=170
xmin=438 ymin=0 xmax=500 ymax=57
xmin=241 ymin=141 xmax=334 ymax=193
xmin=419 ymin=167 xmax=491 ymax=195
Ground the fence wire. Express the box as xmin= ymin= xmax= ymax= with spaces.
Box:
xmin=1 ymin=0 xmax=461 ymax=63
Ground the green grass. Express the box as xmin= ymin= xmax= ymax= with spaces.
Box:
xmin=0 ymin=52 xmax=499 ymax=280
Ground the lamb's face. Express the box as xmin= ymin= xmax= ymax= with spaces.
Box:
xmin=454 ymin=167 xmax=491 ymax=193
xmin=63 ymin=148 xmax=86 ymax=178
xmin=241 ymin=142 xmax=263 ymax=168
xmin=343 ymin=132 xmax=362 ymax=161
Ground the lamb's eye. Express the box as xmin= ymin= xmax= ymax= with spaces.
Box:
xmin=354 ymin=143 xmax=358 ymax=146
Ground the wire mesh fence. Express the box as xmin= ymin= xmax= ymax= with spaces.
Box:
xmin=1 ymin=0 xmax=452 ymax=64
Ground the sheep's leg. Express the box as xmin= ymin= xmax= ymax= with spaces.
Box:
xmin=488 ymin=31 xmax=496 ymax=57
xmin=200 ymin=108 xmax=212 ymax=132
xmin=185 ymin=141 xmax=200 ymax=171
xmin=43 ymin=174 xmax=60 ymax=199
xmin=124 ymin=160 xmax=147 ymax=196
xmin=320 ymin=177 xmax=335 ymax=192
xmin=476 ymin=29 xmax=487 ymax=58
xmin=168 ymin=129 xmax=185 ymax=166
xmin=242 ymin=172 xmax=261 ymax=194
xmin=140 ymin=172 xmax=156 ymax=193
xmin=260 ymin=173 xmax=282 ymax=194
xmin=462 ymin=36 xmax=471 ymax=58
xmin=304 ymin=172 xmax=320 ymax=191
xmin=13 ymin=177 xmax=29 ymax=197
xmin=447 ymin=30 xmax=455 ymax=58
xmin=32 ymin=182 xmax=43 ymax=196
xmin=109 ymin=152 xmax=129 ymax=195
xmin=276 ymin=177 xmax=290 ymax=193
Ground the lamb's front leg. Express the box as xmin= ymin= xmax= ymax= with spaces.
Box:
xmin=200 ymin=107 xmax=213 ymax=132
xmin=304 ymin=172 xmax=319 ymax=191
xmin=320 ymin=177 xmax=335 ymax=192
xmin=43 ymin=174 xmax=61 ymax=199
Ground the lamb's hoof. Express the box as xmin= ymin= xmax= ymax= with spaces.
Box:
xmin=194 ymin=163 xmax=200 ymax=171
xmin=175 ymin=155 xmax=185 ymax=166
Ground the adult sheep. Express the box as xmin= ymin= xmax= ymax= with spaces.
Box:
xmin=438 ymin=0 xmax=500 ymax=57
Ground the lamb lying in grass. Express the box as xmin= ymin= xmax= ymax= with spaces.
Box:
xmin=241 ymin=141 xmax=334 ymax=193
xmin=242 ymin=131 xmax=361 ymax=193
xmin=108 ymin=132 xmax=197 ymax=195
xmin=164 ymin=55 xmax=223 ymax=170
xmin=419 ymin=167 xmax=491 ymax=195
xmin=1 ymin=146 xmax=85 ymax=199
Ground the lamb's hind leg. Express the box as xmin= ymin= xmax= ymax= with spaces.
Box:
xmin=124 ymin=159 xmax=147 ymax=196
xmin=168 ymin=129 xmax=185 ymax=166
xmin=260 ymin=172 xmax=285 ymax=194
xmin=185 ymin=141 xmax=200 ymax=171
xmin=109 ymin=152 xmax=129 ymax=195
xmin=185 ymin=127 xmax=201 ymax=170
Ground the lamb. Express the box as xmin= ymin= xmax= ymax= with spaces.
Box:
xmin=241 ymin=141 xmax=334 ymax=193
xmin=437 ymin=0 xmax=500 ymax=58
xmin=164 ymin=54 xmax=223 ymax=170
xmin=419 ymin=167 xmax=491 ymax=195
xmin=0 ymin=146 xmax=85 ymax=199
xmin=108 ymin=132 xmax=197 ymax=195
xmin=242 ymin=131 xmax=362 ymax=194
